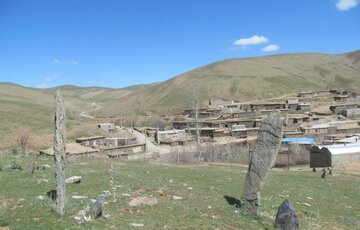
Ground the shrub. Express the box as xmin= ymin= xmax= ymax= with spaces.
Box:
xmin=10 ymin=161 xmax=22 ymax=170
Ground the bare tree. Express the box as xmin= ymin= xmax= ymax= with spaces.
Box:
xmin=187 ymin=84 xmax=202 ymax=161
xmin=9 ymin=127 xmax=32 ymax=154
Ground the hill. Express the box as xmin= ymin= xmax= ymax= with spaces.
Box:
xmin=94 ymin=50 xmax=360 ymax=117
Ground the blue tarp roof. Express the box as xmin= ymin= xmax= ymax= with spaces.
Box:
xmin=281 ymin=137 xmax=314 ymax=144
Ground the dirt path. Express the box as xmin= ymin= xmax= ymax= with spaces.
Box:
xmin=79 ymin=104 xmax=101 ymax=119
xmin=127 ymin=128 xmax=171 ymax=160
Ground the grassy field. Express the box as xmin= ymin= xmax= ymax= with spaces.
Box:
xmin=0 ymin=155 xmax=359 ymax=229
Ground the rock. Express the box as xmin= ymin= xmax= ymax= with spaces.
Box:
xmin=187 ymin=187 xmax=193 ymax=191
xmin=47 ymin=189 xmax=57 ymax=201
xmin=36 ymin=178 xmax=48 ymax=184
xmin=93 ymin=195 xmax=105 ymax=219
xmin=70 ymin=195 xmax=88 ymax=199
xmin=74 ymin=210 xmax=91 ymax=223
xmin=274 ymin=199 xmax=299 ymax=230
xmin=303 ymin=202 xmax=311 ymax=207
xmin=37 ymin=195 xmax=44 ymax=200
xmin=65 ymin=176 xmax=82 ymax=184
xmin=130 ymin=223 xmax=144 ymax=227
xmin=122 ymin=193 xmax=131 ymax=197
xmin=241 ymin=112 xmax=284 ymax=215
xmin=53 ymin=90 xmax=66 ymax=215
xmin=172 ymin=195 xmax=183 ymax=200
xmin=129 ymin=197 xmax=158 ymax=207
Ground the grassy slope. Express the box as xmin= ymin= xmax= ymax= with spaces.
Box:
xmin=0 ymin=156 xmax=359 ymax=229
xmin=95 ymin=51 xmax=360 ymax=117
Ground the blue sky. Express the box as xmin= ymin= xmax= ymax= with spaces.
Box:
xmin=0 ymin=0 xmax=359 ymax=88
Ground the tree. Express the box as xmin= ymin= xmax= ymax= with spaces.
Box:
xmin=187 ymin=84 xmax=202 ymax=161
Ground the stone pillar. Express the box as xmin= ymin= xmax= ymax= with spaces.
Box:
xmin=241 ymin=112 xmax=284 ymax=215
xmin=53 ymin=89 xmax=66 ymax=215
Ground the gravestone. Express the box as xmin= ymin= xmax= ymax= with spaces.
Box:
xmin=53 ymin=90 xmax=66 ymax=215
xmin=241 ymin=112 xmax=284 ymax=215
xmin=274 ymin=199 xmax=299 ymax=230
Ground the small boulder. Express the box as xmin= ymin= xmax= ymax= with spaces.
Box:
xmin=274 ymin=199 xmax=299 ymax=230
xmin=65 ymin=176 xmax=82 ymax=184
xmin=129 ymin=197 xmax=158 ymax=207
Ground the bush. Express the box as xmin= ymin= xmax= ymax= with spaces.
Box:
xmin=10 ymin=161 xmax=22 ymax=170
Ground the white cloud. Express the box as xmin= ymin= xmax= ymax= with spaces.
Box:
xmin=336 ymin=0 xmax=359 ymax=11
xmin=262 ymin=44 xmax=279 ymax=52
xmin=233 ymin=35 xmax=269 ymax=46
xmin=66 ymin=60 xmax=78 ymax=65
xmin=37 ymin=83 xmax=49 ymax=88
xmin=52 ymin=58 xmax=60 ymax=64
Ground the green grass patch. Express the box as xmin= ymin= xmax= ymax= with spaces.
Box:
xmin=0 ymin=156 xmax=359 ymax=229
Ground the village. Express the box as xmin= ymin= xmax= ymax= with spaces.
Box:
xmin=41 ymin=88 xmax=360 ymax=171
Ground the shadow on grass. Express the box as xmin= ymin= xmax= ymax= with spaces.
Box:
xmin=224 ymin=195 xmax=242 ymax=208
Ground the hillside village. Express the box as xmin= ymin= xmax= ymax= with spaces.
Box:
xmin=46 ymin=87 xmax=360 ymax=170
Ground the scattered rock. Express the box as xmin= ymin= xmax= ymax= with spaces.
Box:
xmin=306 ymin=197 xmax=313 ymax=200
xmin=36 ymin=178 xmax=48 ymax=184
xmin=71 ymin=195 xmax=88 ymax=199
xmin=74 ymin=210 xmax=91 ymax=223
xmin=65 ymin=176 xmax=82 ymax=184
xmin=303 ymin=203 xmax=311 ymax=207
xmin=172 ymin=195 xmax=183 ymax=200
xmin=211 ymin=214 xmax=220 ymax=220
xmin=169 ymin=179 xmax=174 ymax=183
xmin=187 ymin=187 xmax=193 ymax=191
xmin=37 ymin=195 xmax=44 ymax=200
xmin=122 ymin=193 xmax=131 ymax=197
xmin=129 ymin=197 xmax=158 ymax=207
xmin=130 ymin=223 xmax=144 ymax=227
xmin=274 ymin=199 xmax=299 ymax=230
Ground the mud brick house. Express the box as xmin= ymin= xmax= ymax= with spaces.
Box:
xmin=297 ymin=91 xmax=318 ymax=98
xmin=341 ymin=108 xmax=360 ymax=118
xmin=329 ymin=104 xmax=359 ymax=114
xmin=76 ymin=136 xmax=106 ymax=147
xmin=98 ymin=123 xmax=115 ymax=131
xmin=300 ymin=124 xmax=337 ymax=134
xmin=329 ymin=89 xmax=353 ymax=96
xmin=155 ymin=129 xmax=186 ymax=143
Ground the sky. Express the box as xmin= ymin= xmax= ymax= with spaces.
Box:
xmin=0 ymin=0 xmax=359 ymax=88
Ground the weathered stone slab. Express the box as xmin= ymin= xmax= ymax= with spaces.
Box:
xmin=241 ymin=112 xmax=284 ymax=215
xmin=53 ymin=90 xmax=66 ymax=215
xmin=274 ymin=199 xmax=299 ymax=230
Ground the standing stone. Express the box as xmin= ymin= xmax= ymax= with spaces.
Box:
xmin=241 ymin=112 xmax=284 ymax=215
xmin=93 ymin=195 xmax=105 ymax=219
xmin=274 ymin=199 xmax=299 ymax=230
xmin=26 ymin=162 xmax=36 ymax=175
xmin=53 ymin=90 xmax=66 ymax=215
